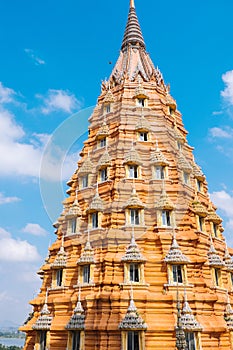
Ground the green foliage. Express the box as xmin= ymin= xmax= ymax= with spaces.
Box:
xmin=0 ymin=345 xmax=23 ymax=350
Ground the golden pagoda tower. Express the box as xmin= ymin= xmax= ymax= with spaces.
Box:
xmin=20 ymin=1 xmax=233 ymax=349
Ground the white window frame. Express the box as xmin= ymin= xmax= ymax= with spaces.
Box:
xmin=91 ymin=212 xmax=99 ymax=229
xmin=105 ymin=104 xmax=111 ymax=114
xmin=196 ymin=179 xmax=203 ymax=192
xmin=172 ymin=264 xmax=183 ymax=284
xmin=138 ymin=132 xmax=148 ymax=142
xmin=212 ymin=222 xmax=218 ymax=238
xmin=127 ymin=331 xmax=140 ymax=350
xmin=185 ymin=332 xmax=196 ymax=350
xmin=67 ymin=330 xmax=84 ymax=350
xmin=81 ymin=175 xmax=88 ymax=188
xmin=71 ymin=330 xmax=81 ymax=350
xmin=99 ymin=167 xmax=108 ymax=182
xmin=183 ymin=171 xmax=190 ymax=185
xmin=137 ymin=98 xmax=146 ymax=107
xmin=39 ymin=331 xmax=47 ymax=350
xmin=56 ymin=268 xmax=63 ymax=287
xmin=83 ymin=264 xmax=91 ymax=284
xmin=130 ymin=209 xmax=140 ymax=225
xmin=155 ymin=165 xmax=166 ymax=180
xmin=99 ymin=137 xmax=107 ymax=148
xmin=214 ymin=268 xmax=221 ymax=287
xmin=161 ymin=210 xmax=172 ymax=227
xmin=197 ymin=216 xmax=205 ymax=232
xmin=121 ymin=331 xmax=145 ymax=350
xmin=128 ymin=165 xmax=139 ymax=179
xmin=129 ymin=263 xmax=140 ymax=283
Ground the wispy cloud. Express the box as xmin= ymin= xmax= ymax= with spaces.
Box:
xmin=212 ymin=111 xmax=223 ymax=116
xmin=211 ymin=190 xmax=233 ymax=218
xmin=38 ymin=89 xmax=81 ymax=114
xmin=22 ymin=223 xmax=48 ymax=237
xmin=209 ymin=126 xmax=233 ymax=139
xmin=0 ymin=192 xmax=21 ymax=205
xmin=0 ymin=82 xmax=16 ymax=104
xmin=0 ymin=82 xmax=80 ymax=181
xmin=221 ymin=70 xmax=233 ymax=105
xmin=24 ymin=48 xmax=45 ymax=66
xmin=210 ymin=189 xmax=233 ymax=244
xmin=0 ymin=227 xmax=40 ymax=262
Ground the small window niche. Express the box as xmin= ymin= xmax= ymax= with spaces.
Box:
xmin=196 ymin=179 xmax=203 ymax=193
xmin=138 ymin=131 xmax=148 ymax=142
xmin=129 ymin=209 xmax=140 ymax=226
xmin=230 ymin=272 xmax=233 ymax=287
xmin=155 ymin=165 xmax=166 ymax=180
xmin=166 ymin=263 xmax=188 ymax=286
xmin=161 ymin=210 xmax=172 ymax=227
xmin=127 ymin=331 xmax=140 ymax=350
xmin=38 ymin=330 xmax=48 ymax=350
xmin=82 ymin=264 xmax=91 ymax=284
xmin=123 ymin=261 xmax=145 ymax=285
xmin=212 ymin=222 xmax=218 ymax=238
xmin=121 ymin=330 xmax=145 ymax=350
xmin=67 ymin=330 xmax=85 ymax=350
xmin=213 ymin=267 xmax=222 ymax=287
xmin=90 ymin=212 xmax=99 ymax=229
xmin=129 ymin=263 xmax=140 ymax=283
xmin=52 ymin=268 xmax=65 ymax=288
xmin=56 ymin=269 xmax=63 ymax=287
xmin=128 ymin=164 xmax=139 ymax=179
xmin=99 ymin=137 xmax=107 ymax=148
xmin=185 ymin=332 xmax=197 ymax=350
xmin=67 ymin=217 xmax=78 ymax=235
xmin=197 ymin=215 xmax=205 ymax=232
xmin=172 ymin=264 xmax=183 ymax=284
xmin=169 ymin=106 xmax=176 ymax=116
xmin=71 ymin=331 xmax=81 ymax=350
xmin=183 ymin=171 xmax=190 ymax=185
xmin=81 ymin=175 xmax=88 ymax=189
xmin=99 ymin=167 xmax=108 ymax=182
xmin=105 ymin=103 xmax=111 ymax=114
xmin=137 ymin=98 xmax=146 ymax=108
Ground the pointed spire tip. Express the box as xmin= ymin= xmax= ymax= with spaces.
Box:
xmin=130 ymin=0 xmax=135 ymax=8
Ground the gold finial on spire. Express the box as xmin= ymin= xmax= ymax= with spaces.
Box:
xmin=130 ymin=0 xmax=135 ymax=8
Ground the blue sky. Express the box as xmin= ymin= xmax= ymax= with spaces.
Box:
xmin=0 ymin=0 xmax=233 ymax=325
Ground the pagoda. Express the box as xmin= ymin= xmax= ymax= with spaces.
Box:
xmin=20 ymin=1 xmax=233 ymax=349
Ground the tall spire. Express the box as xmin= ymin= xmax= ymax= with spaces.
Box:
xmin=130 ymin=0 xmax=135 ymax=8
xmin=121 ymin=0 xmax=146 ymax=50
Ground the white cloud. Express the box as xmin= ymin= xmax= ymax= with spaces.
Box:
xmin=24 ymin=48 xmax=45 ymax=66
xmin=0 ymin=111 xmax=42 ymax=177
xmin=0 ymin=82 xmax=82 ymax=182
xmin=0 ymin=228 xmax=40 ymax=262
xmin=0 ymin=227 xmax=11 ymax=238
xmin=210 ymin=190 xmax=233 ymax=245
xmin=32 ymin=133 xmax=51 ymax=146
xmin=0 ymin=107 xmax=75 ymax=180
xmin=226 ymin=219 xmax=233 ymax=232
xmin=0 ymin=192 xmax=21 ymax=205
xmin=0 ymin=82 xmax=16 ymax=104
xmin=210 ymin=190 xmax=233 ymax=218
xmin=22 ymin=223 xmax=48 ymax=236
xmin=39 ymin=89 xmax=80 ymax=114
xmin=209 ymin=127 xmax=233 ymax=139
xmin=212 ymin=111 xmax=223 ymax=116
xmin=221 ymin=70 xmax=233 ymax=105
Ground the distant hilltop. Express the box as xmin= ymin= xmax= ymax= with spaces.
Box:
xmin=0 ymin=320 xmax=20 ymax=333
